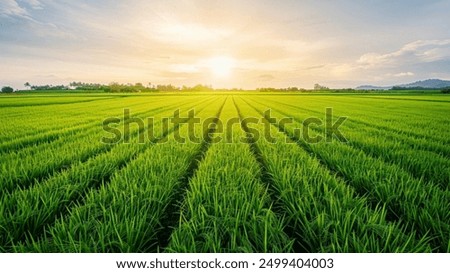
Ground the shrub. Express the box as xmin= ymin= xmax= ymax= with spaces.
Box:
xmin=441 ymin=87 xmax=450 ymax=94
xmin=1 ymin=86 xmax=14 ymax=93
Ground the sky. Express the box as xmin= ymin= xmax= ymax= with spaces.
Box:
xmin=1 ymin=0 xmax=450 ymax=89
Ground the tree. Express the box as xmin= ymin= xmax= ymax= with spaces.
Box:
xmin=109 ymin=82 xmax=122 ymax=93
xmin=441 ymin=87 xmax=450 ymax=94
xmin=24 ymin=82 xmax=31 ymax=89
xmin=1 ymin=86 xmax=14 ymax=93
xmin=314 ymin=83 xmax=329 ymax=91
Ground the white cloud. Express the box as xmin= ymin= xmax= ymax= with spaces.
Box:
xmin=357 ymin=39 xmax=450 ymax=67
xmin=326 ymin=39 xmax=450 ymax=82
xmin=22 ymin=0 xmax=44 ymax=10
xmin=0 ymin=0 xmax=29 ymax=18
xmin=393 ymin=72 xmax=415 ymax=77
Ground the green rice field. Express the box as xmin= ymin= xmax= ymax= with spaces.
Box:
xmin=0 ymin=92 xmax=449 ymax=253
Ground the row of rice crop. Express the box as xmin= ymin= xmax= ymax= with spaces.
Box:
xmin=0 ymin=95 xmax=170 ymax=142
xmin=167 ymin=98 xmax=292 ymax=252
xmin=16 ymin=98 xmax=226 ymax=252
xmin=247 ymin=97 xmax=450 ymax=189
xmin=0 ymin=96 xmax=212 ymax=196
xmin=319 ymin=95 xmax=449 ymax=121
xmin=260 ymin=95 xmax=450 ymax=152
xmin=0 ymin=96 xmax=169 ymax=144
xmin=241 ymin=97 xmax=450 ymax=252
xmin=0 ymin=102 xmax=164 ymax=153
xmin=260 ymin=95 xmax=449 ymax=145
xmin=233 ymin=97 xmax=431 ymax=252
xmin=347 ymin=95 xmax=450 ymax=117
xmin=0 ymin=98 xmax=215 ymax=251
xmin=0 ymin=96 xmax=204 ymax=153
xmin=303 ymin=95 xmax=450 ymax=129
xmin=0 ymin=95 xmax=114 ymax=108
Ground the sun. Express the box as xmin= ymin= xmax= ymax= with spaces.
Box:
xmin=207 ymin=56 xmax=235 ymax=78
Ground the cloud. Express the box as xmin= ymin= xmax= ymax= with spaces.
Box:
xmin=327 ymin=39 xmax=450 ymax=82
xmin=257 ymin=74 xmax=275 ymax=81
xmin=393 ymin=72 xmax=415 ymax=77
xmin=0 ymin=0 xmax=45 ymax=24
xmin=305 ymin=65 xmax=326 ymax=70
xmin=357 ymin=39 xmax=450 ymax=67
xmin=21 ymin=0 xmax=44 ymax=10
xmin=0 ymin=0 xmax=29 ymax=18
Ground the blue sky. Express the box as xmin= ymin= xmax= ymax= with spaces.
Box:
xmin=1 ymin=0 xmax=450 ymax=89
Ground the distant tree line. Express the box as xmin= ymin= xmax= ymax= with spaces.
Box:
xmin=69 ymin=82 xmax=110 ymax=91
xmin=8 ymin=82 xmax=449 ymax=94
xmin=182 ymin=84 xmax=214 ymax=92
xmin=391 ymin=86 xmax=432 ymax=90
xmin=29 ymin=85 xmax=69 ymax=91
xmin=20 ymin=82 xmax=220 ymax=93
xmin=391 ymin=86 xmax=450 ymax=91
xmin=108 ymin=82 xmax=154 ymax=92
xmin=13 ymin=81 xmax=339 ymax=93
xmin=257 ymin=84 xmax=334 ymax=92
xmin=108 ymin=83 xmax=217 ymax=92
xmin=257 ymin=87 xmax=308 ymax=92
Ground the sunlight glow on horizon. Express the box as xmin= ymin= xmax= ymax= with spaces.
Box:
xmin=207 ymin=56 xmax=236 ymax=78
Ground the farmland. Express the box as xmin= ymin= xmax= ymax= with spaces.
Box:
xmin=0 ymin=92 xmax=449 ymax=253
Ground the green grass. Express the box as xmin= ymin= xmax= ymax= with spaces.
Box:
xmin=0 ymin=92 xmax=448 ymax=253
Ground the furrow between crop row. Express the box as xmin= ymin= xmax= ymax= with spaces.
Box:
xmin=166 ymin=98 xmax=293 ymax=253
xmin=232 ymin=97 xmax=301 ymax=251
xmin=156 ymin=98 xmax=227 ymax=251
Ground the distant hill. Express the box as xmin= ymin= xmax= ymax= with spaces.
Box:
xmin=356 ymin=79 xmax=450 ymax=90
xmin=397 ymin=79 xmax=450 ymax=89
xmin=356 ymin=85 xmax=391 ymax=90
